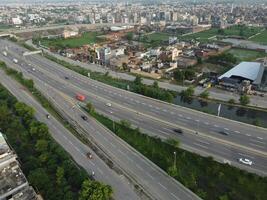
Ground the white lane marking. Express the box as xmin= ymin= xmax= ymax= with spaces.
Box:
xmin=246 ymin=134 xmax=251 ymax=136
xmin=196 ymin=139 xmax=210 ymax=145
xmin=234 ymin=130 xmax=240 ymax=134
xmin=178 ymin=114 xmax=183 ymax=117
xmin=135 ymin=100 xmax=140 ymax=103
xmin=97 ymin=168 xmax=104 ymax=175
xmin=214 ymin=124 xmax=219 ymax=128
xmin=62 ymin=134 xmax=67 ymax=140
xmin=149 ymin=104 xmax=152 ymax=107
xmin=155 ymin=107 xmax=160 ymax=110
xmin=224 ymin=128 xmax=229 ymax=131
xmin=146 ymin=172 xmax=155 ymax=180
xmin=158 ymin=182 xmax=167 ymax=190
xmin=103 ymin=137 xmax=109 ymax=142
xmin=238 ymin=153 xmax=254 ymax=159
xmin=142 ymin=102 xmax=146 ymax=105
xmin=118 ymin=149 xmax=126 ymax=156
xmin=170 ymin=192 xmax=179 ymax=200
xmin=131 ymin=119 xmax=140 ymax=124
xmin=193 ymin=142 xmax=208 ymax=149
xmin=163 ymin=109 xmax=167 ymax=112
xmin=204 ymin=122 xmax=209 ymax=125
xmin=186 ymin=117 xmax=191 ymax=120
xmin=249 ymin=143 xmax=265 ymax=149
xmin=170 ymin=112 xmax=175 ymax=115
xmin=250 ymin=139 xmax=266 ymax=145
xmin=110 ymin=143 xmax=116 ymax=148
xmin=257 ymin=137 xmax=264 ymax=140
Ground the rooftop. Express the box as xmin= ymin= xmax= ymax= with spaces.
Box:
xmin=219 ymin=62 xmax=264 ymax=85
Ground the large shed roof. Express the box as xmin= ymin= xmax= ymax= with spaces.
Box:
xmin=219 ymin=62 xmax=264 ymax=85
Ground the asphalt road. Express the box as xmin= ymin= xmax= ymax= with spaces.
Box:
xmin=26 ymin=40 xmax=267 ymax=108
xmin=0 ymin=41 xmax=201 ymax=200
xmin=1 ymin=39 xmax=267 ymax=176
xmin=0 ymin=70 xmax=140 ymax=200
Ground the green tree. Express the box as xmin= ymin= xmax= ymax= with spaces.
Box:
xmin=35 ymin=139 xmax=48 ymax=152
xmin=120 ymin=119 xmax=131 ymax=128
xmin=79 ymin=179 xmax=112 ymax=200
xmin=180 ymin=86 xmax=195 ymax=98
xmin=173 ymin=70 xmax=184 ymax=82
xmin=126 ymin=32 xmax=134 ymax=41
xmin=134 ymin=75 xmax=142 ymax=85
xmin=199 ymin=91 xmax=209 ymax=99
xmin=153 ymin=81 xmax=159 ymax=89
xmin=86 ymin=102 xmax=95 ymax=114
xmin=228 ymin=98 xmax=235 ymax=104
xmin=239 ymin=95 xmax=250 ymax=105
xmin=56 ymin=167 xmax=65 ymax=185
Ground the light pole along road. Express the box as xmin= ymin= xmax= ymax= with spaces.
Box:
xmin=0 ymin=39 xmax=267 ymax=176
xmin=0 ymin=42 xmax=202 ymax=200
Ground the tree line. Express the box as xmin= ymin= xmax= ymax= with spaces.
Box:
xmin=0 ymin=62 xmax=112 ymax=200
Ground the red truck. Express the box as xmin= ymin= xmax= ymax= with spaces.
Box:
xmin=76 ymin=93 xmax=86 ymax=101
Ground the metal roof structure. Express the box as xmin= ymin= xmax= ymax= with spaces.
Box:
xmin=219 ymin=62 xmax=264 ymax=85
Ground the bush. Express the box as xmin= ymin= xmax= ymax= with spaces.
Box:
xmin=199 ymin=91 xmax=209 ymax=99
xmin=239 ymin=95 xmax=250 ymax=105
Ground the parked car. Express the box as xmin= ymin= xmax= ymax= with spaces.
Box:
xmin=106 ymin=103 xmax=112 ymax=107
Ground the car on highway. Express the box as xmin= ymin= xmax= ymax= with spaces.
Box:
xmin=86 ymin=152 xmax=93 ymax=159
xmin=64 ymin=76 xmax=69 ymax=80
xmin=81 ymin=115 xmax=88 ymax=121
xmin=218 ymin=130 xmax=229 ymax=135
xmin=32 ymin=67 xmax=36 ymax=71
xmin=173 ymin=128 xmax=183 ymax=134
xmin=46 ymin=114 xmax=50 ymax=119
xmin=238 ymin=158 xmax=253 ymax=166
xmin=106 ymin=102 xmax=112 ymax=107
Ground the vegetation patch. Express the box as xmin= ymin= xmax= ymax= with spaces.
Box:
xmin=226 ymin=48 xmax=267 ymax=61
xmin=0 ymin=68 xmax=112 ymax=200
xmin=36 ymin=32 xmax=104 ymax=49
xmin=86 ymin=104 xmax=267 ymax=200
xmin=249 ymin=29 xmax=267 ymax=44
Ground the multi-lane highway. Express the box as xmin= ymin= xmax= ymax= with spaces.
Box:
xmin=0 ymin=70 xmax=140 ymax=200
xmin=1 ymin=39 xmax=267 ymax=176
xmin=1 ymin=39 xmax=266 ymax=176
xmin=0 ymin=39 xmax=202 ymax=200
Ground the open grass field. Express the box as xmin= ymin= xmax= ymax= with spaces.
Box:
xmin=182 ymin=28 xmax=218 ymax=40
xmin=227 ymin=48 xmax=267 ymax=61
xmin=40 ymin=32 xmax=104 ymax=48
xmin=222 ymin=25 xmax=262 ymax=38
xmin=249 ymin=30 xmax=267 ymax=45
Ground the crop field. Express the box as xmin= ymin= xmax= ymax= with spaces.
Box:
xmin=40 ymin=32 xmax=104 ymax=48
xmin=227 ymin=48 xmax=267 ymax=61
xmin=249 ymin=30 xmax=267 ymax=45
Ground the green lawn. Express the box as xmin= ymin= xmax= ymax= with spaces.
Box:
xmin=40 ymin=32 xmax=104 ymax=48
xmin=249 ymin=30 xmax=267 ymax=45
xmin=227 ymin=48 xmax=267 ymax=61
xmin=222 ymin=25 xmax=262 ymax=38
xmin=182 ymin=28 xmax=218 ymax=40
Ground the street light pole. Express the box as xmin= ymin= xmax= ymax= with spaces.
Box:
xmin=173 ymin=151 xmax=177 ymax=168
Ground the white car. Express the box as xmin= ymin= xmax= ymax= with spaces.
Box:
xmin=106 ymin=103 xmax=111 ymax=107
xmin=238 ymin=158 xmax=253 ymax=166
